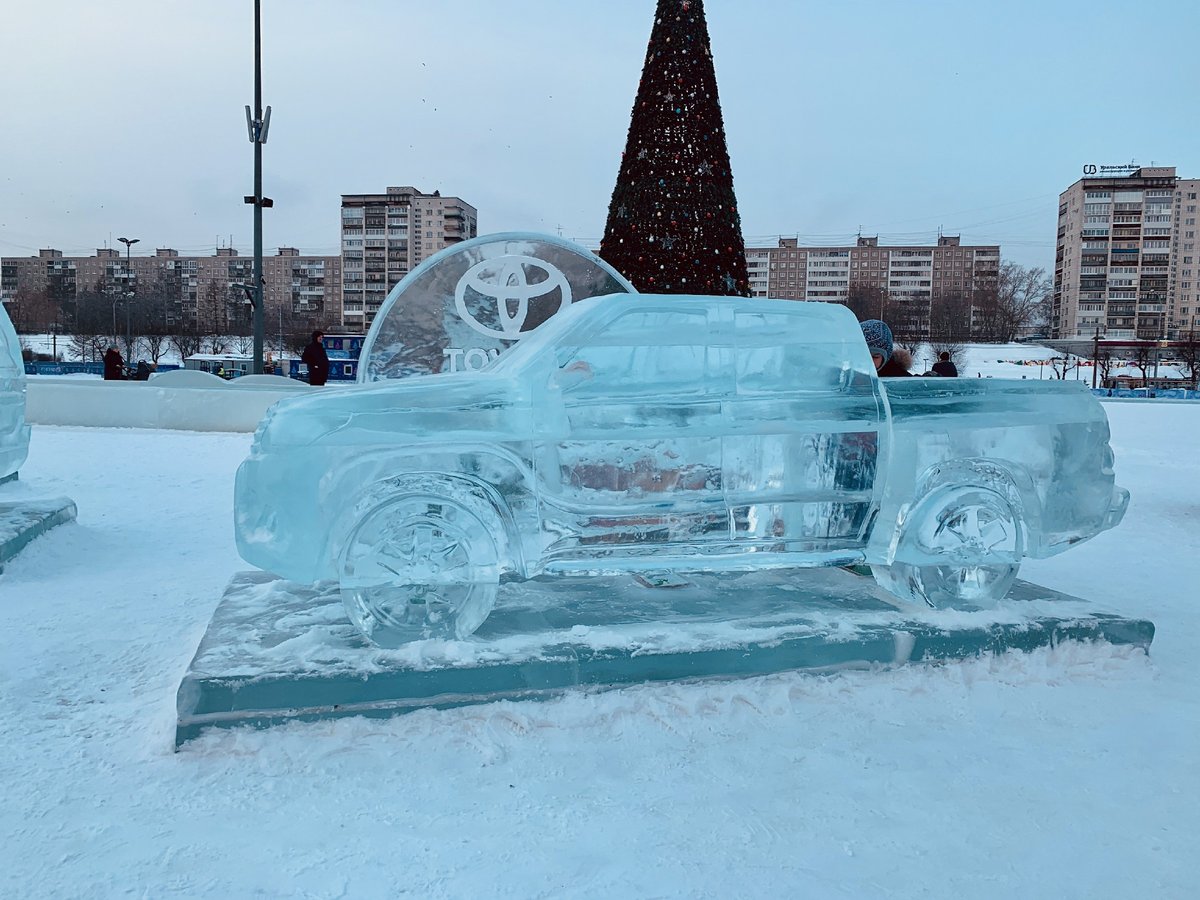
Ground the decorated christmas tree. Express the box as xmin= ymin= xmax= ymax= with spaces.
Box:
xmin=599 ymin=0 xmax=750 ymax=297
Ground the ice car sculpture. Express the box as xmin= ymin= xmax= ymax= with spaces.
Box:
xmin=0 ymin=301 xmax=31 ymax=479
xmin=235 ymin=294 xmax=1128 ymax=647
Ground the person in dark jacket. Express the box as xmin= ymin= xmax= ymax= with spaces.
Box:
xmin=102 ymin=347 xmax=125 ymax=381
xmin=931 ymin=351 xmax=958 ymax=377
xmin=301 ymin=330 xmax=330 ymax=386
xmin=859 ymin=320 xmax=911 ymax=378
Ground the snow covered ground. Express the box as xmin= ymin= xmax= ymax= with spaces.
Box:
xmin=1 ymin=402 xmax=1198 ymax=897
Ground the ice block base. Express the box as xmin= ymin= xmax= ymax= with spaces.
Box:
xmin=0 ymin=495 xmax=77 ymax=573
xmin=175 ymin=568 xmax=1154 ymax=747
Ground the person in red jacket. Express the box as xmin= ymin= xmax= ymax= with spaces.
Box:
xmin=102 ymin=347 xmax=125 ymax=380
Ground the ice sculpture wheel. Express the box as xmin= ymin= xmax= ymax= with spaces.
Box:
xmin=871 ymin=484 xmax=1023 ymax=609
xmin=236 ymin=292 xmax=1128 ymax=646
xmin=339 ymin=478 xmax=504 ymax=646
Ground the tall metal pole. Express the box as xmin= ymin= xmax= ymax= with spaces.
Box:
xmin=252 ymin=0 xmax=265 ymax=374
xmin=118 ymin=236 xmax=139 ymax=359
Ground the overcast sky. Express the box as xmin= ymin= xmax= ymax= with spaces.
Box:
xmin=2 ymin=0 xmax=1197 ymax=271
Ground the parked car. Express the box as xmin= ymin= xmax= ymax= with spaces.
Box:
xmin=236 ymin=294 xmax=1128 ymax=646
xmin=0 ymin=303 xmax=31 ymax=479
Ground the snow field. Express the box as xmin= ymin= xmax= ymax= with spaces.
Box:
xmin=0 ymin=402 xmax=1196 ymax=898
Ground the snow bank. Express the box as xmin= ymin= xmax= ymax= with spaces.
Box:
xmin=24 ymin=373 xmax=328 ymax=432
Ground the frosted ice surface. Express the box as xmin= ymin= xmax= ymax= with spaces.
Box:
xmin=236 ymin=292 xmax=1128 ymax=646
xmin=358 ymin=232 xmax=635 ymax=382
xmin=0 ymin=302 xmax=31 ymax=478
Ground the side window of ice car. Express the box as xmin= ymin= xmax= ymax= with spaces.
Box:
xmin=733 ymin=310 xmax=868 ymax=394
xmin=555 ymin=308 xmax=718 ymax=396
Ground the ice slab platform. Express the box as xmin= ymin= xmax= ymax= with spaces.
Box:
xmin=0 ymin=495 xmax=77 ymax=573
xmin=176 ymin=568 xmax=1154 ymax=746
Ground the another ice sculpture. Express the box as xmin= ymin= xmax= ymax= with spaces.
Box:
xmin=0 ymin=302 xmax=31 ymax=479
xmin=358 ymin=232 xmax=635 ymax=382
xmin=236 ymin=294 xmax=1128 ymax=647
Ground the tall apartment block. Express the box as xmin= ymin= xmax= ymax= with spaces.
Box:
xmin=744 ymin=234 xmax=1000 ymax=311
xmin=1053 ymin=165 xmax=1200 ymax=339
xmin=2 ymin=246 xmax=341 ymax=331
xmin=339 ymin=186 xmax=478 ymax=330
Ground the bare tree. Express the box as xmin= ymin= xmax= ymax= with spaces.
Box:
xmin=169 ymin=318 xmax=205 ymax=363
xmin=929 ymin=291 xmax=972 ymax=348
xmin=971 ymin=263 xmax=1052 ymax=342
xmin=8 ymin=285 xmax=59 ymax=334
xmin=67 ymin=281 xmax=111 ymax=363
xmin=118 ymin=331 xmax=139 ymax=366
xmin=1004 ymin=262 xmax=1052 ymax=340
xmin=885 ymin=295 xmax=928 ymax=346
xmin=844 ymin=283 xmax=890 ymax=323
xmin=1095 ymin=349 xmax=1117 ymax=386
xmin=1050 ymin=353 xmax=1084 ymax=380
xmin=141 ymin=333 xmax=170 ymax=365
xmin=1177 ymin=332 xmax=1200 ymax=389
xmin=1130 ymin=344 xmax=1154 ymax=385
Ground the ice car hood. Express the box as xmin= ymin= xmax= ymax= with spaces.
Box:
xmin=254 ymin=371 xmax=529 ymax=448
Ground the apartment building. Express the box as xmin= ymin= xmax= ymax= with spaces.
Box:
xmin=744 ymin=234 xmax=1000 ymax=309
xmin=339 ymin=186 xmax=477 ymax=330
xmin=2 ymin=246 xmax=341 ymax=330
xmin=1052 ymin=165 xmax=1200 ymax=339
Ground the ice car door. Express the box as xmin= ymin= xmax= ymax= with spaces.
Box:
xmin=537 ymin=305 xmax=731 ymax=557
xmin=725 ymin=306 xmax=886 ymax=557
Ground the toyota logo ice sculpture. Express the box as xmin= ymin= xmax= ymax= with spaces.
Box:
xmin=0 ymin=301 xmax=31 ymax=479
xmin=235 ymin=294 xmax=1128 ymax=647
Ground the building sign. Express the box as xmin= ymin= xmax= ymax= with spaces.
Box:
xmin=358 ymin=233 xmax=635 ymax=382
xmin=1082 ymin=163 xmax=1140 ymax=176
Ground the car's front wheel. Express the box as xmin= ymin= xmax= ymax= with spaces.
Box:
xmin=872 ymin=485 xmax=1022 ymax=609
xmin=340 ymin=494 xmax=500 ymax=646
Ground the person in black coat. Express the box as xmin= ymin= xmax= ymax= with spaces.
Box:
xmin=931 ymin=351 xmax=959 ymax=377
xmin=301 ymin=330 xmax=330 ymax=386
xmin=102 ymin=347 xmax=125 ymax=380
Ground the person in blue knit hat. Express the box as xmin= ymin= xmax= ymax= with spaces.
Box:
xmin=859 ymin=319 xmax=911 ymax=377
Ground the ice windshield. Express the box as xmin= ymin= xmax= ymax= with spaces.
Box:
xmin=484 ymin=293 xmax=621 ymax=374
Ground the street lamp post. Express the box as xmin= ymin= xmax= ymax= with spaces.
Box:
xmin=118 ymin=236 xmax=139 ymax=360
xmin=243 ymin=0 xmax=273 ymax=375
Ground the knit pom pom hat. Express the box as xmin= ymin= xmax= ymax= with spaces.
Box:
xmin=859 ymin=319 xmax=894 ymax=363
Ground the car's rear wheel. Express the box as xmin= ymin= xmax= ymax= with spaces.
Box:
xmin=340 ymin=494 xmax=500 ymax=646
xmin=872 ymin=485 xmax=1022 ymax=609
